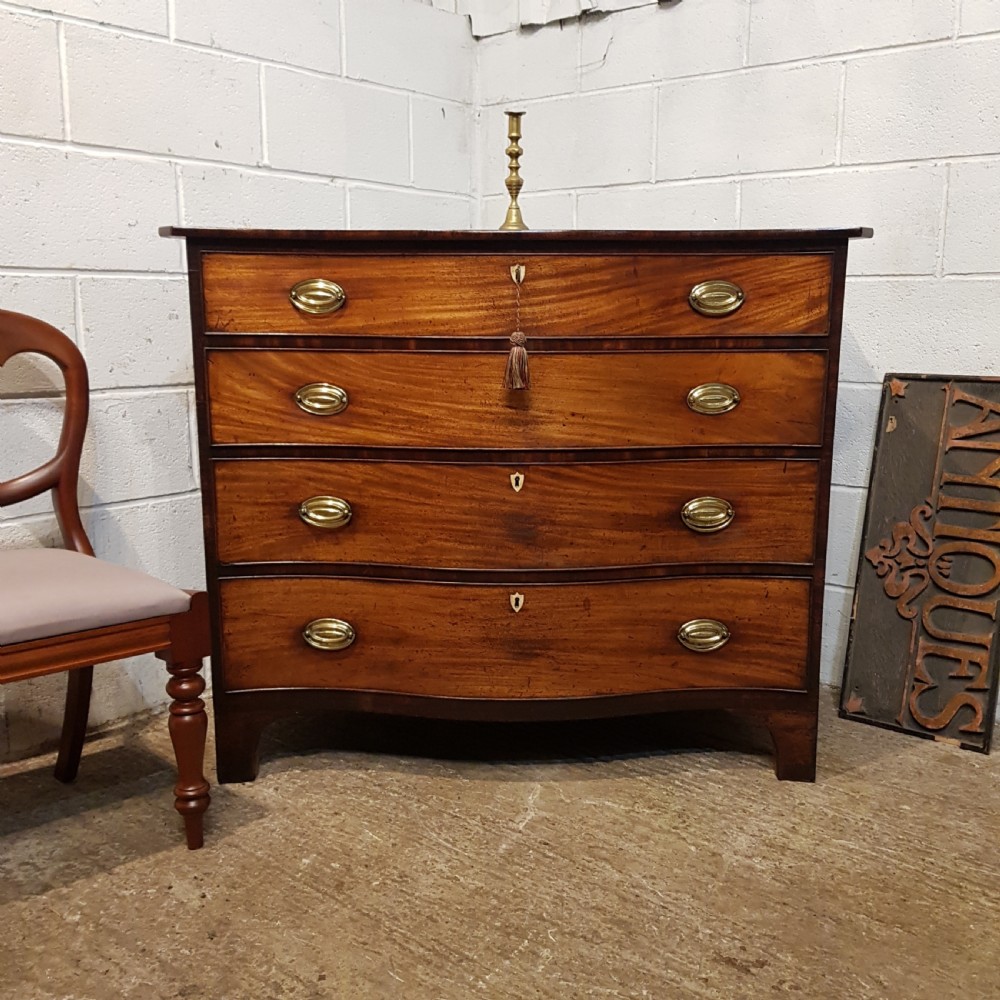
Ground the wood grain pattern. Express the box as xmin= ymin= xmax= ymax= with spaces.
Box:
xmin=213 ymin=458 xmax=819 ymax=568
xmin=220 ymin=576 xmax=810 ymax=696
xmin=207 ymin=350 xmax=827 ymax=449
xmin=202 ymin=253 xmax=832 ymax=337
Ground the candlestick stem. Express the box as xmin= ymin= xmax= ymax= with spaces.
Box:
xmin=500 ymin=110 xmax=528 ymax=232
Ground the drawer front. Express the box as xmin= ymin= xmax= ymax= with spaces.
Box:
xmin=220 ymin=577 xmax=810 ymax=695
xmin=207 ymin=350 xmax=826 ymax=448
xmin=202 ymin=253 xmax=832 ymax=337
xmin=213 ymin=459 xmax=818 ymax=567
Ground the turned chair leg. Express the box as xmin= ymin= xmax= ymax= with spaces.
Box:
xmin=54 ymin=665 xmax=94 ymax=783
xmin=164 ymin=657 xmax=211 ymax=849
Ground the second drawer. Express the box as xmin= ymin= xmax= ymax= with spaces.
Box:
xmin=207 ymin=350 xmax=827 ymax=448
xmin=213 ymin=458 xmax=819 ymax=568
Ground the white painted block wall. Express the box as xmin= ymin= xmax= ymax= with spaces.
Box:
xmin=3 ymin=0 xmax=999 ymax=760
xmin=0 ymin=0 xmax=474 ymax=760
xmin=476 ymin=0 xmax=1000 ymax=684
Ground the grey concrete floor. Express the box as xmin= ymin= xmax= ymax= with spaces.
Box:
xmin=1 ymin=692 xmax=998 ymax=1000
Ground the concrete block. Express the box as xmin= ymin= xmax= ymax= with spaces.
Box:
xmin=1 ymin=649 xmax=168 ymax=757
xmin=820 ymin=585 xmax=852 ymax=685
xmin=581 ymin=0 xmax=745 ymax=91
xmin=0 ymin=512 xmax=63 ymax=551
xmin=174 ymin=0 xmax=341 ymax=73
xmin=2 ymin=390 xmax=195 ymax=519
xmin=179 ymin=165 xmax=346 ymax=229
xmin=465 ymin=1 xmax=519 ymax=38
xmin=831 ymin=382 xmax=882 ymax=488
xmin=840 ymin=278 xmax=1000 ymax=383
xmin=78 ymin=278 xmax=193 ymax=389
xmin=741 ymin=167 xmax=946 ymax=275
xmin=0 ymin=13 xmax=63 ymax=139
xmin=481 ymin=191 xmax=575 ymax=229
xmin=842 ymin=41 xmax=1000 ymax=164
xmin=519 ymin=0 xmax=582 ymax=23
xmin=0 ymin=146 xmax=180 ymax=272
xmin=65 ymin=26 xmax=261 ymax=164
xmin=412 ymin=98 xmax=473 ymax=194
xmin=961 ymin=0 xmax=1000 ymax=34
xmin=265 ymin=69 xmax=409 ymax=184
xmin=0 ymin=276 xmax=76 ymax=339
xmin=27 ymin=0 xmax=167 ymax=33
xmin=826 ymin=486 xmax=868 ymax=589
xmin=0 ymin=276 xmax=77 ymax=395
xmin=657 ymin=63 xmax=841 ymax=179
xmin=479 ymin=22 xmax=579 ymax=105
xmin=944 ymin=161 xmax=1000 ymax=274
xmin=577 ymin=181 xmax=738 ymax=229
xmin=750 ymin=0 xmax=952 ymax=64
xmin=481 ymin=89 xmax=655 ymax=195
xmin=344 ymin=0 xmax=473 ymax=102
xmin=86 ymin=493 xmax=205 ymax=589
xmin=348 ymin=187 xmax=473 ymax=229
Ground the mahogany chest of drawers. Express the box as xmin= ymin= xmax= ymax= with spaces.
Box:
xmin=163 ymin=227 xmax=870 ymax=783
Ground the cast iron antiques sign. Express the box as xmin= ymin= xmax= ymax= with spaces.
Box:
xmin=841 ymin=375 xmax=1000 ymax=752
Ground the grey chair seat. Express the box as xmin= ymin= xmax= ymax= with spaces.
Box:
xmin=0 ymin=548 xmax=191 ymax=646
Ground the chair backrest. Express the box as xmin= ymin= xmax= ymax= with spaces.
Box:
xmin=0 ymin=309 xmax=93 ymax=555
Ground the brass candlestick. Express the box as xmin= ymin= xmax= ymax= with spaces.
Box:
xmin=499 ymin=110 xmax=528 ymax=231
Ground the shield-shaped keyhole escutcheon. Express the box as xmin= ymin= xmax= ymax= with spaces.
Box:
xmin=509 ymin=592 xmax=524 ymax=613
xmin=510 ymin=471 xmax=524 ymax=493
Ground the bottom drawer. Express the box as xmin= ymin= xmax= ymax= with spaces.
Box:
xmin=220 ymin=577 xmax=810 ymax=697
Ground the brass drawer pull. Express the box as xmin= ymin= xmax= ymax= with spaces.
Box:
xmin=299 ymin=496 xmax=352 ymax=530
xmin=677 ymin=619 xmax=730 ymax=653
xmin=687 ymin=382 xmax=740 ymax=415
xmin=680 ymin=496 xmax=735 ymax=533
xmin=294 ymin=382 xmax=349 ymax=416
xmin=689 ymin=279 xmax=745 ymax=317
xmin=303 ymin=618 xmax=356 ymax=651
xmin=289 ymin=278 xmax=347 ymax=316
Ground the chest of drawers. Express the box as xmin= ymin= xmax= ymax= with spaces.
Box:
xmin=163 ymin=227 xmax=870 ymax=783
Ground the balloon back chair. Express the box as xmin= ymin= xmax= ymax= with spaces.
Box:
xmin=0 ymin=308 xmax=210 ymax=849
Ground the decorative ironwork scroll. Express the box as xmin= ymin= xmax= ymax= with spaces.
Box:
xmin=841 ymin=375 xmax=1000 ymax=752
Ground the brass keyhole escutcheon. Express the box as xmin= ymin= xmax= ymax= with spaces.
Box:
xmin=510 ymin=471 xmax=525 ymax=492
xmin=509 ymin=592 xmax=524 ymax=613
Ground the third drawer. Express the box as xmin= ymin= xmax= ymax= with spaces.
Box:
xmin=213 ymin=458 xmax=819 ymax=567
xmin=207 ymin=349 xmax=827 ymax=448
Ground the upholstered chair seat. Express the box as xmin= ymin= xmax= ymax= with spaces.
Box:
xmin=0 ymin=549 xmax=193 ymax=646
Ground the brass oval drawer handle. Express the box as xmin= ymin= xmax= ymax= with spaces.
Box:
xmin=294 ymin=382 xmax=349 ymax=416
xmin=303 ymin=618 xmax=356 ymax=651
xmin=689 ymin=279 xmax=745 ymax=317
xmin=677 ymin=619 xmax=731 ymax=653
xmin=680 ymin=496 xmax=735 ymax=533
xmin=299 ymin=496 xmax=353 ymax=530
xmin=289 ymin=278 xmax=347 ymax=316
xmin=687 ymin=382 xmax=741 ymax=415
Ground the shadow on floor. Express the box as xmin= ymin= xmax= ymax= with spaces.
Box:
xmin=255 ymin=708 xmax=779 ymax=780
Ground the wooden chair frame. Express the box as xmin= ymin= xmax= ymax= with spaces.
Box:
xmin=0 ymin=308 xmax=210 ymax=849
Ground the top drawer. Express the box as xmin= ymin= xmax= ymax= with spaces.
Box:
xmin=201 ymin=253 xmax=832 ymax=338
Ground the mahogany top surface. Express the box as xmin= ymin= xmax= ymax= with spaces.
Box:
xmin=159 ymin=227 xmax=874 ymax=249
